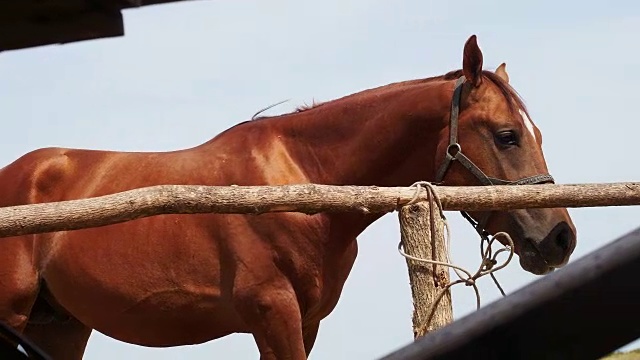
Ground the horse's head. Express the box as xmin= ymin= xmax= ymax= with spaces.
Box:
xmin=434 ymin=35 xmax=576 ymax=275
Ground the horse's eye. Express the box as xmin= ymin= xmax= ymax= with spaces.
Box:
xmin=495 ymin=130 xmax=519 ymax=147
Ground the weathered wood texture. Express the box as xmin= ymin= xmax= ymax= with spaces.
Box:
xmin=399 ymin=201 xmax=452 ymax=338
xmin=0 ymin=182 xmax=638 ymax=238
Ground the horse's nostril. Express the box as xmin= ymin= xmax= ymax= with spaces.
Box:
xmin=555 ymin=226 xmax=571 ymax=252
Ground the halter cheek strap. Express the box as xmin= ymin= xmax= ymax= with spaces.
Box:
xmin=434 ymin=76 xmax=554 ymax=237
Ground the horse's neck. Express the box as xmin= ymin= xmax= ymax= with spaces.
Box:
xmin=268 ymin=79 xmax=453 ymax=239
xmin=272 ymin=79 xmax=452 ymax=187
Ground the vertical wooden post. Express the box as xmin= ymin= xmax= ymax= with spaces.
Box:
xmin=399 ymin=200 xmax=453 ymax=338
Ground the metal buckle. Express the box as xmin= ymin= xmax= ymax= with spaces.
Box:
xmin=446 ymin=143 xmax=461 ymax=158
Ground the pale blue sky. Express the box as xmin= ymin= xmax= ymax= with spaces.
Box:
xmin=1 ymin=1 xmax=639 ymax=359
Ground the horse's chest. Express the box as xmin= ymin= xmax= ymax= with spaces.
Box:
xmin=301 ymin=238 xmax=358 ymax=323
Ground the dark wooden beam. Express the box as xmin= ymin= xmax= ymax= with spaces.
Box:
xmin=0 ymin=0 xmax=196 ymax=52
xmin=380 ymin=226 xmax=640 ymax=360
xmin=0 ymin=10 xmax=123 ymax=52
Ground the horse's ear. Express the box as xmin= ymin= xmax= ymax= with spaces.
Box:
xmin=495 ymin=62 xmax=510 ymax=83
xmin=462 ymin=35 xmax=483 ymax=87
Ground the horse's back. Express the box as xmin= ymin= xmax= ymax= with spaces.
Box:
xmin=0 ymin=146 xmax=142 ymax=207
xmin=0 ymin=119 xmax=306 ymax=205
xmin=0 ymin=147 xmax=67 ymax=206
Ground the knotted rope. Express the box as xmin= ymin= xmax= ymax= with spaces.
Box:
xmin=397 ymin=181 xmax=515 ymax=334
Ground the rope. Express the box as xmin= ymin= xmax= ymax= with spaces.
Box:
xmin=398 ymin=181 xmax=515 ymax=333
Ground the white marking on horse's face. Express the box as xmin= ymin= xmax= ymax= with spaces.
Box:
xmin=519 ymin=109 xmax=537 ymax=141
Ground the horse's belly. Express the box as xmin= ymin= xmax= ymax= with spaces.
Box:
xmin=41 ymin=226 xmax=246 ymax=347
xmin=89 ymin=293 xmax=245 ymax=347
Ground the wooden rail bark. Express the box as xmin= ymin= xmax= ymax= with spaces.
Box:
xmin=0 ymin=182 xmax=638 ymax=238
xmin=399 ymin=199 xmax=452 ymax=338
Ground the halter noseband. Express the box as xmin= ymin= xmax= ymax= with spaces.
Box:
xmin=434 ymin=76 xmax=554 ymax=238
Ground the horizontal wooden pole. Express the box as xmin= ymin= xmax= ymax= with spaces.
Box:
xmin=0 ymin=182 xmax=638 ymax=238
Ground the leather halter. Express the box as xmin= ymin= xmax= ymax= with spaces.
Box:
xmin=434 ymin=76 xmax=555 ymax=237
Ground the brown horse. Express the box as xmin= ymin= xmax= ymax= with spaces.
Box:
xmin=0 ymin=35 xmax=576 ymax=359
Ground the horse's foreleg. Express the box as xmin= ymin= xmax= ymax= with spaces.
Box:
xmin=236 ymin=284 xmax=307 ymax=360
xmin=302 ymin=322 xmax=320 ymax=357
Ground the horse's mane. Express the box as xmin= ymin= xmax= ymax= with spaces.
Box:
xmin=252 ymin=68 xmax=527 ymax=120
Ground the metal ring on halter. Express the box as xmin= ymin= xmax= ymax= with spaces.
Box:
xmin=446 ymin=143 xmax=461 ymax=157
